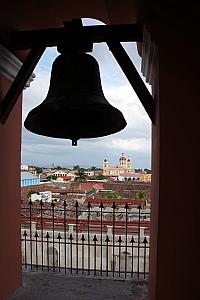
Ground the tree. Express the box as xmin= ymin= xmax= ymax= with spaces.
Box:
xmin=96 ymin=173 xmax=105 ymax=180
xmin=27 ymin=189 xmax=38 ymax=198
xmin=73 ymin=165 xmax=80 ymax=170
xmin=135 ymin=191 xmax=147 ymax=200
xmin=56 ymin=166 xmax=62 ymax=170
xmin=47 ymin=175 xmax=57 ymax=181
xmin=74 ymin=168 xmax=87 ymax=182
xmin=35 ymin=167 xmax=43 ymax=174
xmin=144 ymin=168 xmax=152 ymax=174
xmin=104 ymin=192 xmax=123 ymax=199
xmin=91 ymin=166 xmax=97 ymax=170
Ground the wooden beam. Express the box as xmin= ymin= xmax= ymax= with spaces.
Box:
xmin=1 ymin=24 xmax=142 ymax=51
xmin=0 ymin=46 xmax=45 ymax=123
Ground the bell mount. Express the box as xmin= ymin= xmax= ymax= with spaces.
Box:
xmin=0 ymin=19 xmax=155 ymax=127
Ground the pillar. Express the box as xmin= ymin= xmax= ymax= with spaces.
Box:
xmin=142 ymin=17 xmax=200 ymax=300
xmin=0 ymin=44 xmax=35 ymax=300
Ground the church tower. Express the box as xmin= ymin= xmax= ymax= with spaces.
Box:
xmin=127 ymin=156 xmax=132 ymax=169
xmin=103 ymin=157 xmax=109 ymax=175
xmin=119 ymin=153 xmax=127 ymax=168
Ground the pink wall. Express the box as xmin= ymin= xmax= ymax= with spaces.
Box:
xmin=148 ymin=20 xmax=200 ymax=300
xmin=0 ymin=76 xmax=22 ymax=300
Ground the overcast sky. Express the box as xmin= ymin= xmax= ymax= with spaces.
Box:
xmin=21 ymin=18 xmax=152 ymax=169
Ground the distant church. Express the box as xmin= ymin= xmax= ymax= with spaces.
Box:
xmin=103 ymin=153 xmax=135 ymax=176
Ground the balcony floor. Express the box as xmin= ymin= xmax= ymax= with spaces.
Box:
xmin=9 ymin=270 xmax=148 ymax=300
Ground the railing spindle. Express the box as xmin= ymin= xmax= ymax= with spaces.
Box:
xmin=130 ymin=236 xmax=135 ymax=278
xmin=100 ymin=201 xmax=104 ymax=277
xmin=112 ymin=202 xmax=116 ymax=277
xmin=23 ymin=230 xmax=27 ymax=269
xmin=87 ymin=202 xmax=91 ymax=275
xmin=52 ymin=202 xmax=55 ymax=271
xmin=125 ymin=202 xmax=129 ymax=278
xmin=118 ymin=236 xmax=122 ymax=277
xmin=63 ymin=200 xmax=67 ymax=274
xmin=57 ymin=233 xmax=62 ymax=272
xmin=46 ymin=232 xmax=50 ymax=271
xmin=29 ymin=200 xmax=33 ymax=270
xmin=105 ymin=235 xmax=110 ymax=277
xmin=137 ymin=205 xmax=142 ymax=278
xmin=35 ymin=231 xmax=39 ymax=270
xmin=69 ymin=233 xmax=73 ymax=274
xmin=143 ymin=237 xmax=148 ymax=279
xmin=40 ymin=200 xmax=44 ymax=270
xmin=81 ymin=234 xmax=85 ymax=274
xmin=75 ymin=201 xmax=79 ymax=274
xmin=93 ymin=235 xmax=97 ymax=276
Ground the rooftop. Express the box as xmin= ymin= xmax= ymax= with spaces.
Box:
xmin=21 ymin=171 xmax=39 ymax=180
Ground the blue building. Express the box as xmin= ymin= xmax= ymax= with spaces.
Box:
xmin=21 ymin=171 xmax=40 ymax=187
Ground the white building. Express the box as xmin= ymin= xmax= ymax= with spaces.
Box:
xmin=31 ymin=191 xmax=52 ymax=202
xmin=117 ymin=173 xmax=141 ymax=181
xmin=53 ymin=170 xmax=67 ymax=177
xmin=66 ymin=172 xmax=76 ymax=181
xmin=84 ymin=171 xmax=95 ymax=177
xmin=20 ymin=164 xmax=29 ymax=171
xmin=21 ymin=171 xmax=40 ymax=187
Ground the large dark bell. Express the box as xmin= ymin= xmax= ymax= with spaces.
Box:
xmin=24 ymin=52 xmax=127 ymax=144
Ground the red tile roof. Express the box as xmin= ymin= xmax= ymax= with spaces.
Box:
xmin=84 ymin=197 xmax=146 ymax=207
xmin=81 ymin=182 xmax=104 ymax=192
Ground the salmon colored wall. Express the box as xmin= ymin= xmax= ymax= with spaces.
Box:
xmin=148 ymin=52 xmax=159 ymax=300
xmin=148 ymin=20 xmax=200 ymax=300
xmin=0 ymin=76 xmax=22 ymax=300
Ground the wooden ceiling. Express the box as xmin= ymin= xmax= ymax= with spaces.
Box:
xmin=0 ymin=0 xmax=141 ymax=32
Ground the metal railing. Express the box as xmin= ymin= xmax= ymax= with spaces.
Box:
xmin=21 ymin=200 xmax=150 ymax=278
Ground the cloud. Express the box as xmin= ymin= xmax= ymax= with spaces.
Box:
xmin=105 ymin=137 xmax=150 ymax=152
xmin=22 ymin=132 xmax=151 ymax=168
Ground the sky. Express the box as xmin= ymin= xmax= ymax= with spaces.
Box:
xmin=21 ymin=18 xmax=152 ymax=169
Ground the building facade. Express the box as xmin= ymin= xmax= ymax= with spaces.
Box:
xmin=103 ymin=153 xmax=135 ymax=176
xmin=21 ymin=171 xmax=40 ymax=187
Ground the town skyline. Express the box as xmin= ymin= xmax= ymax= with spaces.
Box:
xmin=21 ymin=152 xmax=151 ymax=169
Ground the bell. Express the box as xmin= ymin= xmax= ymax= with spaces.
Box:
xmin=24 ymin=51 xmax=127 ymax=145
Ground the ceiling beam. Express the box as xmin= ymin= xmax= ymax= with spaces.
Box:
xmin=0 ymin=24 xmax=142 ymax=51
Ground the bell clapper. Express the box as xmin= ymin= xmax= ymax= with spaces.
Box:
xmin=71 ymin=139 xmax=78 ymax=146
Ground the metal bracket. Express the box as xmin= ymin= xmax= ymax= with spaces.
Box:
xmin=57 ymin=19 xmax=94 ymax=54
